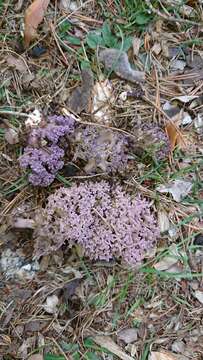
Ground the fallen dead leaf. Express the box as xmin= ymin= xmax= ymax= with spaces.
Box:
xmin=158 ymin=210 xmax=170 ymax=233
xmin=194 ymin=114 xmax=203 ymax=135
xmin=24 ymin=0 xmax=50 ymax=47
xmin=154 ymin=255 xmax=178 ymax=271
xmin=151 ymin=42 xmax=162 ymax=55
xmin=28 ymin=354 xmax=43 ymax=360
xmin=43 ymin=294 xmax=59 ymax=314
xmin=93 ymin=335 xmax=134 ymax=360
xmin=68 ymin=68 xmax=94 ymax=114
xmin=132 ymin=37 xmax=141 ymax=56
xmin=181 ymin=112 xmax=192 ymax=126
xmin=117 ymin=328 xmax=138 ymax=344
xmin=25 ymin=109 xmax=42 ymax=128
xmin=194 ymin=290 xmax=203 ymax=304
xmin=165 ymin=122 xmax=185 ymax=151
xmin=149 ymin=350 xmax=179 ymax=360
xmin=59 ymin=0 xmax=78 ymax=11
xmin=92 ymin=80 xmax=114 ymax=125
xmin=15 ymin=0 xmax=25 ymax=11
xmin=4 ymin=128 xmax=19 ymax=145
xmin=6 ymin=54 xmax=28 ymax=72
xmin=99 ymin=48 xmax=145 ymax=83
xmin=157 ymin=179 xmax=192 ymax=202
xmin=171 ymin=340 xmax=185 ymax=353
xmin=170 ymin=59 xmax=186 ymax=72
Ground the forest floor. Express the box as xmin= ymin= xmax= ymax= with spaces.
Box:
xmin=0 ymin=1 xmax=203 ymax=359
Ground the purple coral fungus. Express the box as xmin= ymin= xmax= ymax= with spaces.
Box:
xmin=19 ymin=115 xmax=76 ymax=186
xmin=73 ymin=126 xmax=130 ymax=173
xmin=34 ymin=181 xmax=159 ymax=265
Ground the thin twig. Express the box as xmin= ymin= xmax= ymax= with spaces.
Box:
xmin=145 ymin=0 xmax=202 ymax=26
xmin=62 ymin=107 xmax=136 ymax=138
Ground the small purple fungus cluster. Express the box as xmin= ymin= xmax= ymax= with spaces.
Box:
xmin=19 ymin=115 xmax=76 ymax=186
xmin=73 ymin=126 xmax=130 ymax=173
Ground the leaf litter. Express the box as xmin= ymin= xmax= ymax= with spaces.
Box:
xmin=1 ymin=1 xmax=203 ymax=359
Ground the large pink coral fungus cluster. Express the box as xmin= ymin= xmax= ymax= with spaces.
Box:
xmin=34 ymin=181 xmax=159 ymax=265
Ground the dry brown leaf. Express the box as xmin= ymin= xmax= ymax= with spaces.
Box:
xmin=6 ymin=54 xmax=28 ymax=72
xmin=68 ymin=69 xmax=94 ymax=114
xmin=165 ymin=122 xmax=185 ymax=151
xmin=92 ymin=335 xmax=134 ymax=360
xmin=24 ymin=0 xmax=50 ymax=47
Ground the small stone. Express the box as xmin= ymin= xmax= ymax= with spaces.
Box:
xmin=194 ymin=234 xmax=203 ymax=246
xmin=30 ymin=45 xmax=47 ymax=58
xmin=171 ymin=340 xmax=185 ymax=353
xmin=117 ymin=328 xmax=138 ymax=344
xmin=25 ymin=320 xmax=45 ymax=333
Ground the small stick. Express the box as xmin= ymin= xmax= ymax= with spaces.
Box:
xmin=145 ymin=0 xmax=202 ymax=26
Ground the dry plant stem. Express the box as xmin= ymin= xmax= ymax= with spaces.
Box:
xmin=153 ymin=66 xmax=161 ymax=123
xmin=92 ymin=207 xmax=117 ymax=233
xmin=57 ymin=0 xmax=102 ymax=28
xmin=145 ymin=0 xmax=202 ymax=26
xmin=0 ymin=1 xmax=9 ymax=27
xmin=49 ymin=22 xmax=69 ymax=66
xmin=45 ymin=338 xmax=70 ymax=360
xmin=0 ymin=188 xmax=29 ymax=217
xmin=62 ymin=107 xmax=137 ymax=138
xmin=0 ymin=110 xmax=29 ymax=117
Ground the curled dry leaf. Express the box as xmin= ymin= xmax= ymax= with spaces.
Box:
xmin=24 ymin=0 xmax=50 ymax=47
xmin=99 ymin=48 xmax=145 ymax=83
xmin=165 ymin=122 xmax=185 ymax=151
xmin=157 ymin=179 xmax=192 ymax=202
xmin=43 ymin=294 xmax=59 ymax=314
